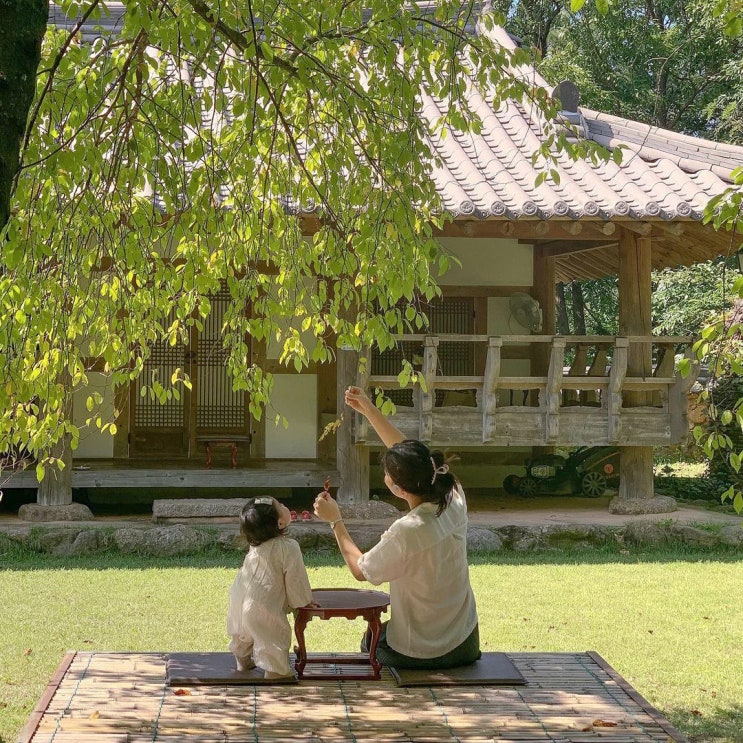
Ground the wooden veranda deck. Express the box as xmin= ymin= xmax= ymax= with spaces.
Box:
xmin=1 ymin=459 xmax=338 ymax=491
xmin=20 ymin=651 xmax=687 ymax=742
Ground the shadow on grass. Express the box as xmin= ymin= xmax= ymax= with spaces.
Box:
xmin=1 ymin=543 xmax=742 ymax=571
xmin=669 ymin=703 xmax=743 ymax=743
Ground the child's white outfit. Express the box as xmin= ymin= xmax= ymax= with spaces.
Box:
xmin=227 ymin=535 xmax=312 ymax=677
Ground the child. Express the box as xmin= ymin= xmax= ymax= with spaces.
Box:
xmin=227 ymin=496 xmax=313 ymax=678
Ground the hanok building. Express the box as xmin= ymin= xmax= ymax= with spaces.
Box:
xmin=10 ymin=5 xmax=743 ymax=516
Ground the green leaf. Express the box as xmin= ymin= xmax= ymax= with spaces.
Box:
xmin=260 ymin=42 xmax=274 ymax=62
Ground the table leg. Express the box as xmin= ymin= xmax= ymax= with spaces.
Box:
xmin=231 ymin=443 xmax=238 ymax=469
xmin=293 ymin=613 xmax=310 ymax=679
xmin=366 ymin=610 xmax=383 ymax=679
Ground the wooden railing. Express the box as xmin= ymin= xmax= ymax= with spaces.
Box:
xmin=356 ymin=335 xmax=697 ymax=448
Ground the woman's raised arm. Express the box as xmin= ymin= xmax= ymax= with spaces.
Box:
xmin=344 ymin=386 xmax=404 ymax=448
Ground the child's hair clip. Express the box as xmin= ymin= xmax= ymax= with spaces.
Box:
xmin=253 ymin=497 xmax=273 ymax=506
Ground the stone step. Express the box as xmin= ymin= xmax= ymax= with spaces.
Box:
xmin=153 ymin=498 xmax=248 ymax=523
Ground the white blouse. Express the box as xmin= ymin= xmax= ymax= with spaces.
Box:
xmin=357 ymin=486 xmax=478 ymax=658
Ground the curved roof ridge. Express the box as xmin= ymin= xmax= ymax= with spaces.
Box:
xmin=582 ymin=108 xmax=743 ymax=181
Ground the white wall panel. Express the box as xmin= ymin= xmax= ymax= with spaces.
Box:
xmin=265 ymin=374 xmax=318 ymax=459
xmin=72 ymin=373 xmax=115 ymax=458
xmin=435 ymin=238 xmax=533 ymax=285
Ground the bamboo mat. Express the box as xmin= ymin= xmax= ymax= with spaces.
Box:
xmin=20 ymin=651 xmax=687 ymax=743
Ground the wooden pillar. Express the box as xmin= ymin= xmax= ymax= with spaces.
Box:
xmin=532 ymin=247 xmax=555 ymax=452
xmin=616 ymin=446 xmax=654 ymax=501
xmin=531 ymin=246 xmax=555 ymax=374
xmin=619 ymin=233 xmax=653 ymax=405
xmin=336 ymin=347 xmax=369 ymax=507
xmin=616 ymin=231 xmax=655 ymax=503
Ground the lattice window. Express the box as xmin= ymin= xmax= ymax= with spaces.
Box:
xmin=135 ymin=342 xmax=186 ymax=428
xmin=371 ymin=298 xmax=475 ymax=406
xmin=196 ymin=288 xmax=246 ymax=430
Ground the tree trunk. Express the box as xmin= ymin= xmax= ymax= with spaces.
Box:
xmin=570 ymin=281 xmax=587 ymax=335
xmin=0 ymin=0 xmax=48 ymax=231
xmin=556 ymin=282 xmax=570 ymax=335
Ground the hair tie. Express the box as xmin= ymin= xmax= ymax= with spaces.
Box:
xmin=254 ymin=497 xmax=273 ymax=505
xmin=430 ymin=457 xmax=449 ymax=484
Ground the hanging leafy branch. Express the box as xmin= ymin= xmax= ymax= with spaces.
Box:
xmin=0 ymin=0 xmax=587 ymax=475
xmin=690 ymin=166 xmax=743 ymax=512
xmin=685 ymin=0 xmax=743 ymax=513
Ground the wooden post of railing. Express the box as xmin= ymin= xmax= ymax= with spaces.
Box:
xmin=418 ymin=336 xmax=439 ymax=443
xmin=564 ymin=343 xmax=589 ymax=406
xmin=482 ymin=337 xmax=502 ymax=443
xmin=653 ymin=342 xmax=677 ymax=408
xmin=670 ymin=346 xmax=699 ymax=443
xmin=545 ymin=337 xmax=565 ymax=443
xmin=608 ymin=338 xmax=628 ymax=444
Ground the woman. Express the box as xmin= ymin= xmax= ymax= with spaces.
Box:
xmin=313 ymin=386 xmax=481 ymax=669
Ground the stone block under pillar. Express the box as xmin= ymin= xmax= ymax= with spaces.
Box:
xmin=608 ymin=495 xmax=677 ymax=515
xmin=18 ymin=503 xmax=94 ymax=521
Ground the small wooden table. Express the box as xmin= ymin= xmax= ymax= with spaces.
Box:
xmin=293 ymin=588 xmax=390 ymax=680
xmin=195 ymin=435 xmax=251 ymax=469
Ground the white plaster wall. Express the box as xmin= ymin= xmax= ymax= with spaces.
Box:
xmin=434 ymin=238 xmax=533 ymax=285
xmin=265 ymin=374 xmax=318 ymax=458
xmin=72 ymin=373 xmax=115 ymax=458
xmin=266 ymin=272 xmax=317 ymax=360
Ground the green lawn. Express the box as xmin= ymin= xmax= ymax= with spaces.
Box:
xmin=1 ymin=548 xmax=741 ymax=743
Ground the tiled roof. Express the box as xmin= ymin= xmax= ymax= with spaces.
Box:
xmin=428 ymin=21 xmax=743 ymax=222
xmin=49 ymin=3 xmax=743 ymax=231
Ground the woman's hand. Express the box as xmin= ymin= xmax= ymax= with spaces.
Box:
xmin=344 ymin=386 xmax=375 ymax=417
xmin=345 ymin=385 xmax=405 ymax=448
xmin=313 ymin=491 xmax=342 ymax=523
xmin=313 ymin=485 xmax=366 ymax=582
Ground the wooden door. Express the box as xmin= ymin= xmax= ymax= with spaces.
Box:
xmin=191 ymin=287 xmax=250 ymax=459
xmin=130 ymin=326 xmax=194 ymax=458
xmin=130 ymin=287 xmax=249 ymax=460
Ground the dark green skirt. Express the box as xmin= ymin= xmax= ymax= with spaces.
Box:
xmin=362 ymin=622 xmax=481 ymax=669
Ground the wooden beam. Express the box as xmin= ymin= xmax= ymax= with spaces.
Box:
xmin=654 ymin=221 xmax=684 ymax=237
xmin=620 ymin=222 xmax=652 ymax=236
xmin=440 ymin=285 xmax=532 ymax=297
xmin=557 ymin=250 xmax=617 ymax=277
xmin=561 ymin=222 xmax=583 ymax=236
xmin=436 ymin=219 xmax=624 ymax=242
xmin=537 ymin=241 xmax=616 ymax=258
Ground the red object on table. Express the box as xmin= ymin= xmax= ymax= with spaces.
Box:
xmin=293 ymin=588 xmax=390 ymax=680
